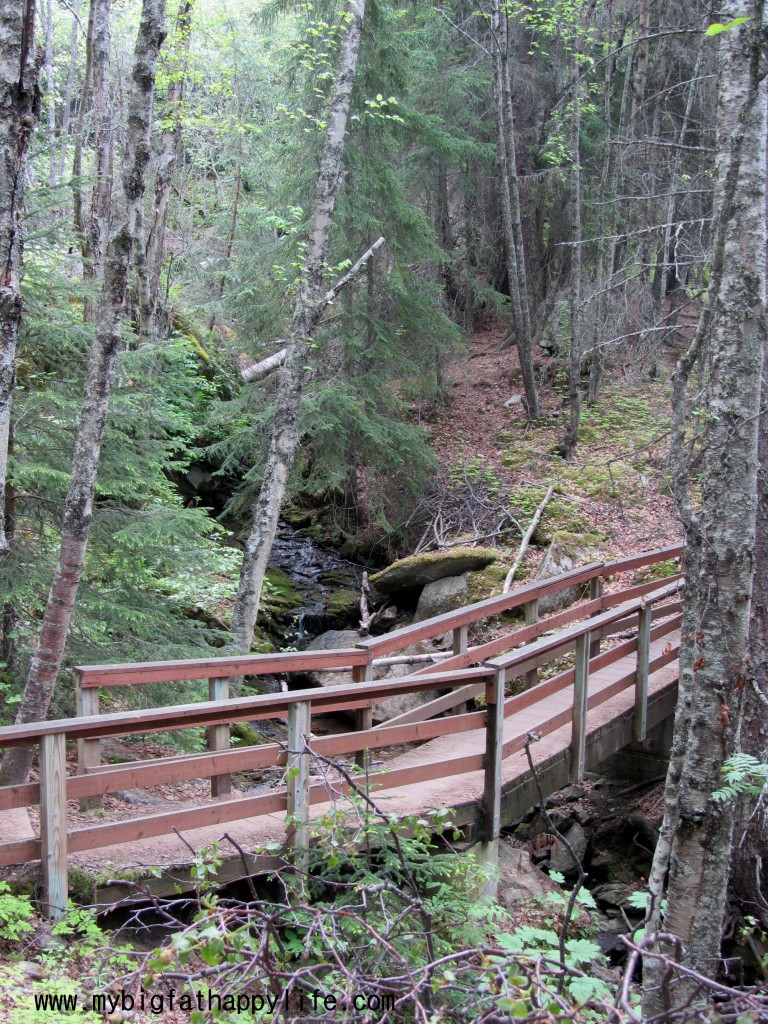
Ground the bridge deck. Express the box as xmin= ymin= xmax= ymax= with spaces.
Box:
xmin=63 ymin=633 xmax=678 ymax=883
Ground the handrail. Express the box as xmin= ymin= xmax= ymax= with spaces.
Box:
xmin=75 ymin=647 xmax=369 ymax=687
xmin=0 ymin=666 xmax=493 ymax=748
xmin=486 ymin=578 xmax=683 ymax=672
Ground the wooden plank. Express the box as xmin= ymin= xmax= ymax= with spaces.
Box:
xmin=208 ymin=678 xmax=231 ymax=798
xmin=76 ymin=682 xmax=102 ymax=811
xmin=352 ymin=662 xmax=374 ymax=769
xmin=524 ymin=599 xmax=539 ymax=689
xmin=411 ymin=597 xmax=604 ymax=678
xmin=452 ymin=624 xmax=468 ymax=656
xmin=589 ymin=578 xmax=603 ymax=659
xmin=480 ymin=668 xmax=505 ymax=842
xmin=0 ymin=781 xmax=39 ymax=811
xmin=356 ymin=562 xmax=605 ymax=657
xmin=0 ymin=836 xmax=41 ymax=867
xmin=309 ymin=752 xmax=487 ymax=803
xmin=0 ymin=667 xmax=494 ymax=748
xmin=487 ymin=579 xmax=683 ymax=673
xmin=384 ymin=684 xmax=485 ymax=726
xmin=602 ymin=575 xmax=682 ymax=608
xmin=77 ymin=648 xmax=370 ymax=688
xmin=67 ymin=789 xmax=287 ymax=855
xmin=312 ymin=711 xmax=486 ymax=756
xmin=286 ymin=702 xmax=310 ymax=865
xmin=570 ymin=634 xmax=589 ymax=783
xmin=602 ymin=544 xmax=684 ymax=575
xmin=635 ymin=606 xmax=651 ymax=742
xmin=39 ymin=733 xmax=68 ymax=919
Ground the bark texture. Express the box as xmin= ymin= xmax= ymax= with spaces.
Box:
xmin=231 ymin=0 xmax=369 ymax=652
xmin=490 ymin=0 xmax=538 ymax=421
xmin=644 ymin=0 xmax=766 ymax=1003
xmin=0 ymin=0 xmax=167 ymax=787
xmin=0 ymin=0 xmax=40 ymax=555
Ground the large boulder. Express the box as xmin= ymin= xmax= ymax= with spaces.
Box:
xmin=302 ymin=630 xmax=440 ymax=723
xmin=370 ymin=547 xmax=497 ymax=595
xmin=536 ymin=531 xmax=601 ymax=615
xmin=414 ymin=573 xmax=469 ymax=622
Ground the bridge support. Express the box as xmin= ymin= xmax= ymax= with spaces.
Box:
xmin=570 ymin=632 xmax=589 ymax=783
xmin=352 ymin=662 xmax=373 ymax=768
xmin=40 ymin=733 xmax=68 ymax=920
xmin=286 ymin=701 xmax=311 ymax=871
xmin=208 ymin=677 xmax=231 ymax=797
xmin=76 ymin=678 xmax=102 ymax=811
xmin=479 ymin=666 xmax=505 ymax=892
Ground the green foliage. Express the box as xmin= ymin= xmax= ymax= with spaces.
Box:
xmin=0 ymin=883 xmax=35 ymax=943
xmin=713 ymin=753 xmax=768 ymax=803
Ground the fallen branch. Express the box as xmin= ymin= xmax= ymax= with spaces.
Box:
xmin=241 ymin=346 xmax=287 ymax=384
xmin=503 ymin=484 xmax=554 ymax=592
xmin=319 ymin=235 xmax=385 ymax=315
xmin=358 ymin=571 xmax=374 ymax=635
xmin=371 ymin=652 xmax=454 ymax=668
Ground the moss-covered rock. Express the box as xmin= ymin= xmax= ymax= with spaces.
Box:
xmin=371 ymin=547 xmax=498 ymax=594
xmin=231 ymin=722 xmax=267 ymax=747
xmin=324 ymin=589 xmax=360 ymax=628
xmin=263 ymin=568 xmax=302 ymax=612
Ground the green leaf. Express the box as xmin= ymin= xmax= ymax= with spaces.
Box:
xmin=705 ymin=16 xmax=749 ymax=36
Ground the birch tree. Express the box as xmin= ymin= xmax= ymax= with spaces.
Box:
xmin=231 ymin=0 xmax=373 ymax=652
xmin=0 ymin=0 xmax=167 ymax=786
xmin=0 ymin=0 xmax=40 ymax=555
xmin=644 ymin=0 xmax=767 ymax=1004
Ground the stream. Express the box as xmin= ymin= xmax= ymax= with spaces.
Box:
xmin=267 ymin=521 xmax=366 ymax=646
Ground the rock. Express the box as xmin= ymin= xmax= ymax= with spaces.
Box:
xmin=497 ymin=842 xmax=564 ymax=911
xmin=114 ymin=789 xmax=171 ymax=808
xmin=592 ymin=881 xmax=634 ymax=910
xmin=414 ymin=574 xmax=469 ymax=622
xmin=535 ymin=531 xmax=601 ymax=614
xmin=324 ymin=589 xmax=360 ymax=628
xmin=370 ymin=547 xmax=497 ymax=595
xmin=548 ymin=822 xmax=588 ymax=874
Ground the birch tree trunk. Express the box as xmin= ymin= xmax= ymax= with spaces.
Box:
xmin=644 ymin=1 xmax=766 ymax=1005
xmin=559 ymin=87 xmax=582 ymax=459
xmin=0 ymin=0 xmax=41 ymax=556
xmin=231 ymin=0 xmax=367 ymax=652
xmin=0 ymin=0 xmax=167 ymax=787
xmin=490 ymin=0 xmax=539 ymax=421
xmin=141 ymin=0 xmax=195 ymax=346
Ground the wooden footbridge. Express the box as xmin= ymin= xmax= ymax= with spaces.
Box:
xmin=0 ymin=544 xmax=683 ymax=918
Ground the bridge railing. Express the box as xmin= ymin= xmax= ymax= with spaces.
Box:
xmin=0 ymin=545 xmax=683 ymax=918
xmin=72 ymin=543 xmax=684 ymax=795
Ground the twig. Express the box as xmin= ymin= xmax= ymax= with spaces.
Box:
xmin=503 ymin=485 xmax=555 ymax=591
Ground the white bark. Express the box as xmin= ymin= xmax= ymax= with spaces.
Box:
xmin=0 ymin=0 xmax=41 ymax=555
xmin=241 ymin=347 xmax=287 ymax=384
xmin=0 ymin=0 xmax=168 ymax=787
xmin=644 ymin=0 xmax=767 ymax=1003
xmin=231 ymin=0 xmax=369 ymax=653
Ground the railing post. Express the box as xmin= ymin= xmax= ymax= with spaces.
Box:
xmin=479 ymin=666 xmax=505 ymax=880
xmin=76 ymin=672 xmax=102 ymax=811
xmin=452 ymin=625 xmax=469 ymax=713
xmin=208 ymin=677 xmax=231 ymax=798
xmin=352 ymin=661 xmax=373 ymax=769
xmin=589 ymin=577 xmax=603 ymax=658
xmin=634 ymin=604 xmax=651 ymax=742
xmin=571 ymin=632 xmax=589 ymax=783
xmin=40 ymin=732 xmax=68 ymax=920
xmin=524 ymin=599 xmax=538 ymax=688
xmin=452 ymin=624 xmax=468 ymax=656
xmin=286 ymin=700 xmax=311 ymax=870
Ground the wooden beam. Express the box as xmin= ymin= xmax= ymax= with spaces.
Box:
xmin=635 ymin=605 xmax=651 ymax=742
xmin=286 ymin=702 xmax=311 ymax=868
xmin=571 ymin=633 xmax=589 ymax=783
xmin=480 ymin=667 xmax=505 ymax=843
xmin=76 ymin=680 xmax=101 ymax=811
xmin=39 ymin=733 xmax=68 ymax=920
xmin=208 ymin=678 xmax=231 ymax=798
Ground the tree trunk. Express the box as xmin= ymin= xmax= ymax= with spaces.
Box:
xmin=0 ymin=0 xmax=167 ymax=787
xmin=57 ymin=0 xmax=80 ymax=183
xmin=231 ymin=0 xmax=367 ymax=652
xmin=143 ymin=0 xmax=195 ymax=345
xmin=644 ymin=1 xmax=766 ymax=1006
xmin=0 ymin=0 xmax=41 ymax=557
xmin=490 ymin=0 xmax=539 ymax=421
xmin=559 ymin=86 xmax=582 ymax=459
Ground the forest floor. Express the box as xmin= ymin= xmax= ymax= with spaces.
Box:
xmin=425 ymin=321 xmax=681 ymax=573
